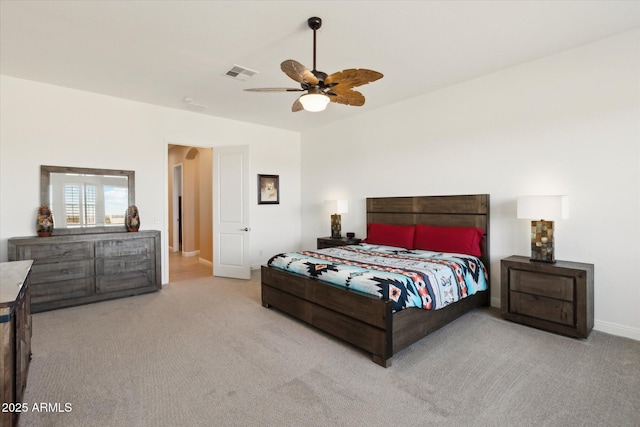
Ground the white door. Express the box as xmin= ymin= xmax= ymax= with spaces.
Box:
xmin=213 ymin=145 xmax=251 ymax=279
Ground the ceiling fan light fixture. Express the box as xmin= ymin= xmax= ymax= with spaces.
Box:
xmin=300 ymin=93 xmax=330 ymax=112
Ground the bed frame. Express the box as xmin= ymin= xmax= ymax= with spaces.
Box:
xmin=261 ymin=194 xmax=490 ymax=367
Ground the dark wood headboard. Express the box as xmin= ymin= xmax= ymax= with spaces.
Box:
xmin=366 ymin=194 xmax=490 ymax=276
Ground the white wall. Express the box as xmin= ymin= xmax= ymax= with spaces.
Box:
xmin=300 ymin=30 xmax=640 ymax=340
xmin=0 ymin=75 xmax=302 ymax=283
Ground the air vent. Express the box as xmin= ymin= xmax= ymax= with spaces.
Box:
xmin=225 ymin=65 xmax=258 ymax=81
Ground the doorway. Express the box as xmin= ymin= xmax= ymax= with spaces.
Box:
xmin=168 ymin=145 xmax=213 ymax=282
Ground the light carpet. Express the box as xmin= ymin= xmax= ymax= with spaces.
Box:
xmin=18 ymin=272 xmax=640 ymax=427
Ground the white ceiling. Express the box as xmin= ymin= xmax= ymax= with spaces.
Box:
xmin=1 ymin=1 xmax=638 ymax=132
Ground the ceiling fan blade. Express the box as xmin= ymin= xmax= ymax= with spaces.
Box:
xmin=324 ymin=68 xmax=383 ymax=89
xmin=281 ymin=60 xmax=319 ymax=85
xmin=327 ymin=89 xmax=366 ymax=107
xmin=292 ymin=98 xmax=304 ymax=112
xmin=243 ymin=87 xmax=304 ymax=92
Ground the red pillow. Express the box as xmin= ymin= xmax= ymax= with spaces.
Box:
xmin=365 ymin=223 xmax=416 ymax=249
xmin=413 ymin=224 xmax=484 ymax=257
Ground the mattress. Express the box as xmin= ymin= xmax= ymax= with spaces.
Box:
xmin=267 ymin=243 xmax=488 ymax=313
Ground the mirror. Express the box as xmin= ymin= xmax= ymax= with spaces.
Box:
xmin=41 ymin=165 xmax=135 ymax=234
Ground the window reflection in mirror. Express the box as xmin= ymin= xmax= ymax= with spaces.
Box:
xmin=41 ymin=166 xmax=134 ymax=230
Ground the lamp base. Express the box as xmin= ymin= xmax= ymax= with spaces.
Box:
xmin=530 ymin=220 xmax=556 ymax=263
xmin=331 ymin=214 xmax=342 ymax=238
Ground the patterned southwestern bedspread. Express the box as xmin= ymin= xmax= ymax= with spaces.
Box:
xmin=267 ymin=243 xmax=488 ymax=313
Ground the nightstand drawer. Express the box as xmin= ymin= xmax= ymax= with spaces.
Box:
xmin=509 ymin=269 xmax=574 ymax=301
xmin=509 ymin=291 xmax=575 ymax=326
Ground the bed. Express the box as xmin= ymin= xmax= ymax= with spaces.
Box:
xmin=261 ymin=194 xmax=490 ymax=367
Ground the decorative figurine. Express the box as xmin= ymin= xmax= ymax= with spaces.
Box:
xmin=125 ymin=205 xmax=140 ymax=232
xmin=36 ymin=205 xmax=54 ymax=237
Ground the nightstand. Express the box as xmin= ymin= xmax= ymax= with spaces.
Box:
xmin=317 ymin=236 xmax=362 ymax=249
xmin=501 ymin=255 xmax=594 ymax=338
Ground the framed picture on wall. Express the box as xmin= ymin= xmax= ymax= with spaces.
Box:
xmin=258 ymin=174 xmax=279 ymax=205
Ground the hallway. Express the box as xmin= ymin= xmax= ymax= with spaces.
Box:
xmin=168 ymin=251 xmax=212 ymax=283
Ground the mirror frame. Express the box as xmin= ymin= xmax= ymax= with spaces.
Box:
xmin=41 ymin=165 xmax=135 ymax=235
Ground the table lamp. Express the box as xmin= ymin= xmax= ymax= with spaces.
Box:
xmin=517 ymin=195 xmax=568 ymax=263
xmin=326 ymin=200 xmax=348 ymax=238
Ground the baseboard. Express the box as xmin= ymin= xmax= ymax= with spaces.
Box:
xmin=490 ymin=296 xmax=500 ymax=309
xmin=199 ymin=258 xmax=212 ymax=267
xmin=182 ymin=250 xmax=200 ymax=258
xmin=594 ymin=319 xmax=640 ymax=341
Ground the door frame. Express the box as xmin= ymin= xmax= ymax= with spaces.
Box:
xmin=172 ymin=163 xmax=183 ymax=253
xmin=163 ymin=140 xmax=250 ymax=284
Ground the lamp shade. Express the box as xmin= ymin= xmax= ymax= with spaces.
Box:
xmin=326 ymin=199 xmax=348 ymax=214
xmin=336 ymin=199 xmax=348 ymax=214
xmin=517 ymin=196 xmax=568 ymax=220
xmin=299 ymin=93 xmax=330 ymax=112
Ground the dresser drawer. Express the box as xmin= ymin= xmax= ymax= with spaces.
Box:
xmin=31 ymin=277 xmax=94 ymax=303
xmin=509 ymin=291 xmax=575 ymax=326
xmin=95 ymin=238 xmax=154 ymax=258
xmin=95 ymin=256 xmax=153 ymax=276
xmin=509 ymin=269 xmax=574 ymax=301
xmin=30 ymin=260 xmax=94 ymax=284
xmin=96 ymin=269 xmax=155 ymax=293
xmin=14 ymin=241 xmax=93 ymax=263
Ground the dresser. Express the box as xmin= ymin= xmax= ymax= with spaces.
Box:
xmin=1 ymin=260 xmax=32 ymax=427
xmin=8 ymin=231 xmax=161 ymax=312
xmin=501 ymin=255 xmax=594 ymax=338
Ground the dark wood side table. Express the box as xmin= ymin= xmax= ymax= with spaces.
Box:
xmin=501 ymin=255 xmax=594 ymax=338
xmin=317 ymin=236 xmax=362 ymax=249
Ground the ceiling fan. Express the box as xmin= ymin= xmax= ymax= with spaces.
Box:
xmin=244 ymin=17 xmax=383 ymax=112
